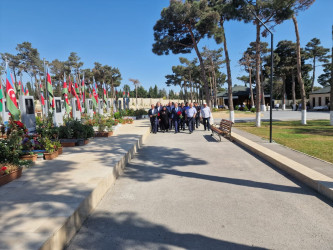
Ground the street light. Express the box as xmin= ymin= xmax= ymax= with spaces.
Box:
xmin=244 ymin=0 xmax=274 ymax=143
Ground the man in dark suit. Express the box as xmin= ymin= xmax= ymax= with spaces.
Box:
xmin=148 ymin=104 xmax=158 ymax=133
xmin=155 ymin=102 xmax=162 ymax=132
xmin=171 ymin=103 xmax=181 ymax=133
xmin=194 ymin=102 xmax=201 ymax=129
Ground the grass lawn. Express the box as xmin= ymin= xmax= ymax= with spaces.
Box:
xmin=235 ymin=120 xmax=333 ymax=163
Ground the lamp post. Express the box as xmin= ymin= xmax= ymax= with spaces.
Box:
xmin=244 ymin=1 xmax=274 ymax=143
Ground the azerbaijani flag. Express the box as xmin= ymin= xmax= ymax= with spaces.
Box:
xmin=39 ymin=80 xmax=45 ymax=106
xmin=0 ymin=81 xmax=4 ymax=112
xmin=18 ymin=80 xmax=23 ymax=96
xmin=25 ymin=87 xmax=29 ymax=96
xmin=47 ymin=68 xmax=55 ymax=109
xmin=5 ymin=65 xmax=19 ymax=120
xmin=81 ymin=74 xmax=85 ymax=104
xmin=72 ymin=76 xmax=82 ymax=112
xmin=103 ymin=83 xmax=107 ymax=107
xmin=62 ymin=74 xmax=71 ymax=113
xmin=91 ymin=77 xmax=98 ymax=108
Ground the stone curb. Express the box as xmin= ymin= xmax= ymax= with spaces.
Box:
xmin=40 ymin=126 xmax=151 ymax=250
xmin=231 ymin=132 xmax=333 ymax=201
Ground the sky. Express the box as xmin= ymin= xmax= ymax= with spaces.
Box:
xmin=0 ymin=0 xmax=332 ymax=92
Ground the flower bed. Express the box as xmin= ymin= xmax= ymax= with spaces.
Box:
xmin=0 ymin=164 xmax=23 ymax=186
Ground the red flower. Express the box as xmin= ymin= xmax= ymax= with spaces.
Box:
xmin=158 ymin=113 xmax=160 ymax=116
xmin=1 ymin=166 xmax=7 ymax=171
xmin=14 ymin=121 xmax=24 ymax=128
xmin=177 ymin=111 xmax=182 ymax=115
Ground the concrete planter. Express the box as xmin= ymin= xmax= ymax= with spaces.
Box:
xmin=58 ymin=147 xmax=63 ymax=155
xmin=95 ymin=131 xmax=113 ymax=137
xmin=43 ymin=151 xmax=57 ymax=160
xmin=0 ymin=168 xmax=23 ymax=187
xmin=20 ymin=154 xmax=38 ymax=162
xmin=60 ymin=139 xmax=78 ymax=147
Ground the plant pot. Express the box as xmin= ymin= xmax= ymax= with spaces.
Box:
xmin=121 ymin=121 xmax=126 ymax=124
xmin=57 ymin=147 xmax=63 ymax=155
xmin=0 ymin=168 xmax=23 ymax=186
xmin=60 ymin=139 xmax=77 ymax=147
xmin=61 ymin=142 xmax=76 ymax=147
xmin=76 ymin=139 xmax=85 ymax=146
xmin=20 ymin=154 xmax=38 ymax=162
xmin=84 ymin=139 xmax=89 ymax=145
xmin=43 ymin=151 xmax=57 ymax=160
xmin=95 ymin=131 xmax=113 ymax=137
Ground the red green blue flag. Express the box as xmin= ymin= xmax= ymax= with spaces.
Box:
xmin=5 ymin=65 xmax=20 ymax=120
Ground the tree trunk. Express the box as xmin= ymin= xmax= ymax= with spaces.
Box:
xmin=292 ymin=72 xmax=296 ymax=110
xmin=260 ymin=69 xmax=266 ymax=111
xmin=255 ymin=19 xmax=261 ymax=127
xmin=249 ymin=69 xmax=254 ymax=107
xmin=188 ymin=25 xmax=210 ymax=107
xmin=220 ymin=19 xmax=234 ymax=122
xmin=310 ymin=57 xmax=316 ymax=92
xmin=282 ymin=75 xmax=286 ymax=110
xmin=330 ymin=25 xmax=333 ymax=126
xmin=292 ymin=14 xmax=307 ymax=125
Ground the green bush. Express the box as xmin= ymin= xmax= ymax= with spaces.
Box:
xmin=212 ymin=107 xmax=218 ymax=112
xmin=84 ymin=124 xmax=94 ymax=138
xmin=250 ymin=107 xmax=256 ymax=113
xmin=235 ymin=105 xmax=240 ymax=110
xmin=114 ymin=112 xmax=121 ymax=119
xmin=243 ymin=106 xmax=249 ymax=111
xmin=126 ymin=109 xmax=135 ymax=116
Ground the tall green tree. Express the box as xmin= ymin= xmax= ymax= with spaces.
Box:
xmin=153 ymin=0 xmax=219 ymax=107
xmin=129 ymin=78 xmax=140 ymax=109
xmin=239 ymin=52 xmax=255 ymax=107
xmin=305 ymin=38 xmax=330 ymax=92
xmin=201 ymin=47 xmax=224 ymax=108
xmin=65 ymin=52 xmax=83 ymax=74
xmin=239 ymin=0 xmax=294 ymax=127
xmin=290 ymin=0 xmax=315 ymax=124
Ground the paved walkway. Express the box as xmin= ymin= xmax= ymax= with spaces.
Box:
xmin=67 ymin=125 xmax=333 ymax=250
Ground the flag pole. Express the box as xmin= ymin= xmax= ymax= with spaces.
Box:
xmin=43 ymin=58 xmax=48 ymax=117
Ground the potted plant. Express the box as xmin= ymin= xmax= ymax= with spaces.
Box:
xmin=43 ymin=138 xmax=57 ymax=160
xmin=0 ymin=164 xmax=23 ymax=186
xmin=59 ymin=122 xmax=76 ymax=147
xmin=54 ymin=140 xmax=63 ymax=155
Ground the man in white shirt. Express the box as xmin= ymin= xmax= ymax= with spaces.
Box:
xmin=185 ymin=103 xmax=197 ymax=134
xmin=200 ymin=103 xmax=211 ymax=131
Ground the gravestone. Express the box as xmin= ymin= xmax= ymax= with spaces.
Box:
xmin=113 ymin=100 xmax=117 ymax=113
xmin=1 ymin=99 xmax=10 ymax=124
xmin=71 ymin=98 xmax=81 ymax=121
xmin=98 ymin=99 xmax=104 ymax=115
xmin=42 ymin=100 xmax=49 ymax=117
xmin=107 ymin=98 xmax=112 ymax=114
xmin=61 ymin=100 xmax=65 ymax=116
xmin=85 ymin=99 xmax=94 ymax=118
xmin=19 ymin=95 xmax=36 ymax=133
xmin=118 ymin=99 xmax=122 ymax=111
xmin=53 ymin=97 xmax=63 ymax=126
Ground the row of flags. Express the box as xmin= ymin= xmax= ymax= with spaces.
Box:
xmin=0 ymin=65 xmax=131 ymax=120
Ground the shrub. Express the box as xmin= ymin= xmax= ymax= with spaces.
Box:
xmin=235 ymin=105 xmax=240 ymax=110
xmin=250 ymin=107 xmax=256 ymax=113
xmin=114 ymin=112 xmax=121 ymax=119
xmin=243 ymin=106 xmax=249 ymax=112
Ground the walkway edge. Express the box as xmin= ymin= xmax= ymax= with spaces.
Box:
xmin=231 ymin=132 xmax=333 ymax=201
xmin=40 ymin=126 xmax=151 ymax=250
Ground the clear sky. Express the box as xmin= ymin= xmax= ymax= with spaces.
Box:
xmin=0 ymin=0 xmax=332 ymax=92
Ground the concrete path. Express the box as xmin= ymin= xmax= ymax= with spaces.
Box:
xmin=67 ymin=126 xmax=333 ymax=250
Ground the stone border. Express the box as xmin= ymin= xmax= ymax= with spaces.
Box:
xmin=232 ymin=132 xmax=333 ymax=202
xmin=40 ymin=126 xmax=151 ymax=250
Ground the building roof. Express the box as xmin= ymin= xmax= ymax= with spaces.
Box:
xmin=311 ymin=86 xmax=331 ymax=94
xmin=217 ymin=86 xmax=250 ymax=97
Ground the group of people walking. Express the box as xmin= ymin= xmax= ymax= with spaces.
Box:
xmin=148 ymin=102 xmax=212 ymax=134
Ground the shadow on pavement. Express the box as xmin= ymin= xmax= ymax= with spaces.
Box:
xmin=66 ymin=211 xmax=265 ymax=250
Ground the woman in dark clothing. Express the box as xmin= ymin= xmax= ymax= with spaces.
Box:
xmin=159 ymin=106 xmax=169 ymax=132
